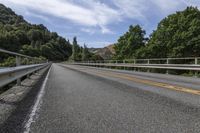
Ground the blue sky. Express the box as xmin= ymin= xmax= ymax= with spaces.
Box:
xmin=0 ymin=0 xmax=199 ymax=48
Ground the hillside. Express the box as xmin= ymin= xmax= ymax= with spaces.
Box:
xmin=0 ymin=4 xmax=72 ymax=61
xmin=89 ymin=44 xmax=115 ymax=60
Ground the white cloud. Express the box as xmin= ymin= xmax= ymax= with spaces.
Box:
xmin=0 ymin=0 xmax=120 ymax=34
xmin=100 ymin=25 xmax=114 ymax=34
xmin=151 ymin=0 xmax=185 ymax=14
xmin=0 ymin=0 xmax=97 ymax=25
xmin=112 ymin=0 xmax=147 ymax=19
xmin=81 ymin=26 xmax=113 ymax=35
xmin=0 ymin=0 xmax=200 ymax=35
xmin=182 ymin=0 xmax=200 ymax=9
xmin=112 ymin=0 xmax=194 ymax=20
xmin=24 ymin=11 xmax=51 ymax=24
xmin=81 ymin=28 xmax=95 ymax=34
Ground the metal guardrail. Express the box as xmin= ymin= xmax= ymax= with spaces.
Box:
xmin=74 ymin=63 xmax=200 ymax=70
xmin=79 ymin=57 xmax=199 ymax=64
xmin=0 ymin=48 xmax=50 ymax=88
xmin=0 ymin=63 xmax=49 ymax=88
xmin=74 ymin=57 xmax=200 ymax=76
xmin=0 ymin=48 xmax=47 ymax=65
xmin=0 ymin=48 xmax=33 ymax=58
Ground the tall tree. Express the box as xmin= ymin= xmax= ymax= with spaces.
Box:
xmin=27 ymin=29 xmax=43 ymax=48
xmin=72 ymin=37 xmax=77 ymax=61
xmin=146 ymin=7 xmax=200 ymax=58
xmin=82 ymin=44 xmax=90 ymax=61
xmin=114 ymin=25 xmax=147 ymax=59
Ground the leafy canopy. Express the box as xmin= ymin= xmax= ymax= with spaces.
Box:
xmin=114 ymin=25 xmax=147 ymax=59
xmin=114 ymin=7 xmax=200 ymax=59
xmin=0 ymin=4 xmax=72 ymax=61
xmin=144 ymin=7 xmax=200 ymax=58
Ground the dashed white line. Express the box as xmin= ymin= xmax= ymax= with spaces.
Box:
xmin=23 ymin=66 xmax=52 ymax=133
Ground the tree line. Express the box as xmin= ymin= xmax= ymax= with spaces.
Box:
xmin=0 ymin=4 xmax=72 ymax=63
xmin=1 ymin=4 xmax=200 ymax=64
xmin=0 ymin=4 xmax=102 ymax=65
xmin=70 ymin=37 xmax=103 ymax=61
xmin=114 ymin=7 xmax=200 ymax=60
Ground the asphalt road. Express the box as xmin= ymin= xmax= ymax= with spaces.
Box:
xmin=2 ymin=63 xmax=200 ymax=133
xmin=26 ymin=64 xmax=200 ymax=133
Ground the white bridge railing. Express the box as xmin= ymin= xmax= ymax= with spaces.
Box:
xmin=0 ymin=48 xmax=50 ymax=88
xmin=74 ymin=57 xmax=200 ymax=76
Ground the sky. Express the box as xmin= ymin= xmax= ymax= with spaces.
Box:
xmin=0 ymin=0 xmax=199 ymax=48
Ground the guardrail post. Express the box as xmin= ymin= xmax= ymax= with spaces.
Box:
xmin=123 ymin=60 xmax=126 ymax=70
xmin=195 ymin=58 xmax=198 ymax=77
xmin=147 ymin=59 xmax=150 ymax=64
xmin=16 ymin=56 xmax=21 ymax=86
xmin=195 ymin=58 xmax=198 ymax=65
xmin=166 ymin=58 xmax=169 ymax=74
xmin=147 ymin=59 xmax=150 ymax=72
xmin=133 ymin=59 xmax=136 ymax=72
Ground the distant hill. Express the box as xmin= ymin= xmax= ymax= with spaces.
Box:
xmin=0 ymin=4 xmax=72 ymax=61
xmin=89 ymin=44 xmax=115 ymax=60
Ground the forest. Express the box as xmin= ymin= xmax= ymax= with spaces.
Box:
xmin=0 ymin=4 xmax=103 ymax=66
xmin=0 ymin=4 xmax=72 ymax=65
xmin=114 ymin=7 xmax=200 ymax=60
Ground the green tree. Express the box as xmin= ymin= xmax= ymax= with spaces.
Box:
xmin=0 ymin=4 xmax=72 ymax=62
xmin=82 ymin=44 xmax=90 ymax=61
xmin=72 ymin=37 xmax=81 ymax=61
xmin=27 ymin=29 xmax=43 ymax=48
xmin=146 ymin=7 xmax=200 ymax=58
xmin=114 ymin=25 xmax=147 ymax=59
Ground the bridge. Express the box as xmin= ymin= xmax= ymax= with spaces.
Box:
xmin=0 ymin=49 xmax=200 ymax=133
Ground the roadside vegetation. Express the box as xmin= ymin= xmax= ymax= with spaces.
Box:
xmin=69 ymin=37 xmax=103 ymax=62
xmin=112 ymin=7 xmax=200 ymax=76
xmin=0 ymin=4 xmax=200 ymax=70
xmin=114 ymin=7 xmax=200 ymax=60
xmin=0 ymin=4 xmax=103 ymax=66
xmin=0 ymin=4 xmax=72 ymax=66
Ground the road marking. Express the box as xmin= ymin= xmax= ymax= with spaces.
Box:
xmin=61 ymin=65 xmax=200 ymax=95
xmin=92 ymin=71 xmax=200 ymax=96
xmin=24 ymin=66 xmax=51 ymax=133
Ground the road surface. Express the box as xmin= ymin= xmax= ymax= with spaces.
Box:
xmin=2 ymin=63 xmax=200 ymax=133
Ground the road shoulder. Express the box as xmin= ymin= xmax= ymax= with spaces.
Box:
xmin=0 ymin=66 xmax=50 ymax=132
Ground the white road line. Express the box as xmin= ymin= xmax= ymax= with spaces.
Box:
xmin=23 ymin=66 xmax=52 ymax=133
